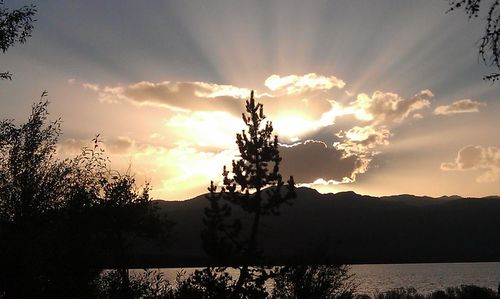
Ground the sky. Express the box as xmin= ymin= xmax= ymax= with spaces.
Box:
xmin=1 ymin=0 xmax=499 ymax=200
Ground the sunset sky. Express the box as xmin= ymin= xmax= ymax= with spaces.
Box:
xmin=2 ymin=0 xmax=499 ymax=200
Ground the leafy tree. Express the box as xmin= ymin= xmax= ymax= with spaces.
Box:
xmin=97 ymin=170 xmax=171 ymax=296
xmin=201 ymin=91 xmax=296 ymax=298
xmin=0 ymin=0 xmax=36 ymax=80
xmin=0 ymin=94 xmax=171 ymax=298
xmin=448 ymin=0 xmax=500 ymax=82
xmin=0 ymin=92 xmax=72 ymax=222
xmin=0 ymin=93 xmax=76 ymax=296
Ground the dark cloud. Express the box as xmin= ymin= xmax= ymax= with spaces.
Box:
xmin=279 ymin=140 xmax=366 ymax=183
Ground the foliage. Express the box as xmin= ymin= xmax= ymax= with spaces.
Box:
xmin=0 ymin=93 xmax=77 ymax=296
xmin=0 ymin=95 xmax=171 ymax=298
xmin=271 ymin=264 xmax=356 ymax=299
xmin=434 ymin=285 xmax=499 ymax=299
xmin=95 ymin=168 xmax=171 ymax=292
xmin=201 ymin=91 xmax=295 ymax=298
xmin=0 ymin=0 xmax=36 ymax=80
xmin=174 ymin=267 xmax=235 ymax=299
xmin=95 ymin=269 xmax=175 ymax=299
xmin=448 ymin=0 xmax=500 ymax=82
xmin=374 ymin=287 xmax=425 ymax=299
xmin=0 ymin=92 xmax=72 ymax=222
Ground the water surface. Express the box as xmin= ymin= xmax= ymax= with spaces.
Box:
xmin=134 ymin=262 xmax=500 ymax=295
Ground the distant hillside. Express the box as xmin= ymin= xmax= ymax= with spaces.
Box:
xmin=134 ymin=187 xmax=500 ymax=267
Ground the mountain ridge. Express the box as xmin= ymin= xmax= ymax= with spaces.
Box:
xmin=154 ymin=187 xmax=500 ymax=205
xmin=132 ymin=187 xmax=500 ymax=268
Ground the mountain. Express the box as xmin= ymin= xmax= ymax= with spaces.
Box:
xmin=135 ymin=187 xmax=500 ymax=267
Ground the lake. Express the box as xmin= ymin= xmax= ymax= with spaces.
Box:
xmin=351 ymin=262 xmax=500 ymax=295
xmin=133 ymin=262 xmax=500 ymax=295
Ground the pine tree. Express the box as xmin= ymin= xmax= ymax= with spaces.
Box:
xmin=202 ymin=91 xmax=295 ymax=298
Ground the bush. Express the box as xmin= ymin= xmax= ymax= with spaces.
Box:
xmin=436 ymin=285 xmax=499 ymax=299
xmin=94 ymin=269 xmax=174 ymax=299
xmin=174 ymin=267 xmax=235 ymax=299
xmin=374 ymin=287 xmax=424 ymax=299
xmin=271 ymin=264 xmax=356 ymax=299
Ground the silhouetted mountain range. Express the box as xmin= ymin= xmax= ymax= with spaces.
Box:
xmin=133 ymin=187 xmax=500 ymax=267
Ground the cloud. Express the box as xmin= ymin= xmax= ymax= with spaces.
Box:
xmin=82 ymin=83 xmax=100 ymax=91
xmin=106 ymin=136 xmax=134 ymax=154
xmin=97 ymin=81 xmax=248 ymax=115
xmin=58 ymin=138 xmax=89 ymax=155
xmin=441 ymin=145 xmax=500 ymax=183
xmin=350 ymin=89 xmax=433 ymax=123
xmin=279 ymin=140 xmax=367 ymax=184
xmin=84 ymin=74 xmax=346 ymax=125
xmin=278 ymin=124 xmax=391 ymax=184
xmin=264 ymin=73 xmax=345 ymax=94
xmin=433 ymin=99 xmax=485 ymax=115
xmin=86 ymin=79 xmax=334 ymax=119
xmin=76 ymin=73 xmax=436 ymax=191
xmin=84 ymin=75 xmax=434 ymax=132
xmin=81 ymin=75 xmax=432 ymax=130
xmin=336 ymin=125 xmax=391 ymax=155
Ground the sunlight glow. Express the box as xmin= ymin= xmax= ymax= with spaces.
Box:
xmin=154 ymin=148 xmax=237 ymax=198
xmin=167 ymin=112 xmax=244 ymax=148
xmin=273 ymin=116 xmax=317 ymax=141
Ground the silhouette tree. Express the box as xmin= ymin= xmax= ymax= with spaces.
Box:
xmin=96 ymin=170 xmax=171 ymax=297
xmin=201 ymin=91 xmax=296 ymax=298
xmin=61 ymin=137 xmax=171 ymax=298
xmin=0 ymin=92 xmax=71 ymax=222
xmin=448 ymin=0 xmax=500 ymax=82
xmin=0 ymin=0 xmax=36 ymax=80
xmin=0 ymin=93 xmax=77 ymax=296
xmin=0 ymin=94 xmax=171 ymax=298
